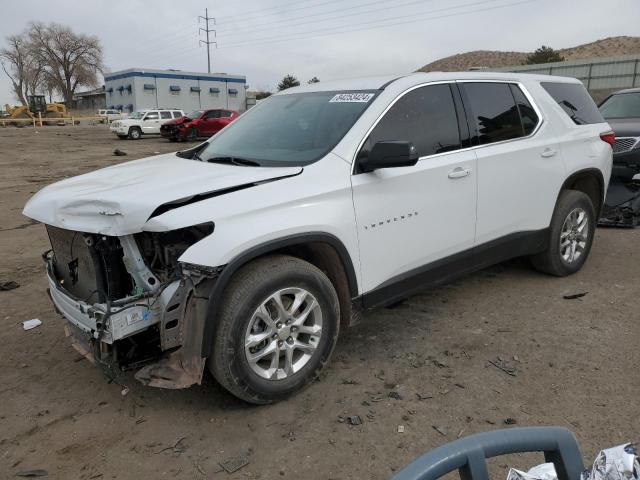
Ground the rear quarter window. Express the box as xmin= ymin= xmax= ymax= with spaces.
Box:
xmin=541 ymin=82 xmax=605 ymax=125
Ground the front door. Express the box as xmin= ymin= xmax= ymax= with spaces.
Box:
xmin=142 ymin=111 xmax=161 ymax=134
xmin=351 ymin=83 xmax=478 ymax=306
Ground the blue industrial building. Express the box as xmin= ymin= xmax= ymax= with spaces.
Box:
xmin=103 ymin=68 xmax=247 ymax=113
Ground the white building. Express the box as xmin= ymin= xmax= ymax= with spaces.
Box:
xmin=104 ymin=68 xmax=247 ymax=113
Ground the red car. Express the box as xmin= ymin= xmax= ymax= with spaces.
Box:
xmin=160 ymin=108 xmax=239 ymax=141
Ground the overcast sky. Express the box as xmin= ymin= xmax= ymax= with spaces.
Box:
xmin=1 ymin=0 xmax=639 ymax=104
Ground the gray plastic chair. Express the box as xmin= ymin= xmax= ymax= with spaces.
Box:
xmin=393 ymin=427 xmax=585 ymax=480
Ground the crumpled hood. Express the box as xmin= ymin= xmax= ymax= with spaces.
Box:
xmin=23 ymin=153 xmax=302 ymax=235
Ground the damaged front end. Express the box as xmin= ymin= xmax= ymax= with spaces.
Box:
xmin=44 ymin=222 xmax=219 ymax=388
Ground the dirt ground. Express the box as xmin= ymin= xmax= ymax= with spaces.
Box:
xmin=0 ymin=125 xmax=638 ymax=480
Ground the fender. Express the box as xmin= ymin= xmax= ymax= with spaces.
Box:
xmin=199 ymin=232 xmax=359 ymax=358
xmin=558 ymin=167 xmax=606 ymax=216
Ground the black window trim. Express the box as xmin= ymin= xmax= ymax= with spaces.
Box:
xmin=352 ymin=80 xmax=544 ymax=174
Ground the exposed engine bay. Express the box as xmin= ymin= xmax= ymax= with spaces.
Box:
xmin=44 ymin=223 xmax=217 ymax=388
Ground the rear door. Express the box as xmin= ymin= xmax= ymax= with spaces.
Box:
xmin=351 ymin=83 xmax=477 ymax=304
xmin=459 ymin=81 xmax=563 ymax=250
xmin=159 ymin=110 xmax=173 ymax=127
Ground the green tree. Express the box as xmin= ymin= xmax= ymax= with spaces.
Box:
xmin=307 ymin=76 xmax=320 ymax=84
xmin=255 ymin=91 xmax=272 ymax=100
xmin=277 ymin=74 xmax=300 ymax=91
xmin=524 ymin=46 xmax=565 ymax=65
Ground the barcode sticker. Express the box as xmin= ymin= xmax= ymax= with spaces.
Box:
xmin=329 ymin=93 xmax=375 ymax=103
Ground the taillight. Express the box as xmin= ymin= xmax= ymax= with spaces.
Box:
xmin=600 ymin=131 xmax=615 ymax=147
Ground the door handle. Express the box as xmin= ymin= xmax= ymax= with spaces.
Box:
xmin=448 ymin=167 xmax=471 ymax=179
xmin=541 ymin=148 xmax=557 ymax=158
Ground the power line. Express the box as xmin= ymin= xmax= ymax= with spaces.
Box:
xmin=199 ymin=8 xmax=217 ymax=73
xmin=215 ymin=0 xmax=346 ymax=23
xmin=215 ymin=0 xmax=437 ymax=36
xmin=217 ymin=0 xmax=535 ymax=49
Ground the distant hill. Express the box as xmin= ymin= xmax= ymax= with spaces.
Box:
xmin=417 ymin=36 xmax=640 ymax=72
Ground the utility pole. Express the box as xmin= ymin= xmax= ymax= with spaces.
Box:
xmin=199 ymin=8 xmax=216 ymax=73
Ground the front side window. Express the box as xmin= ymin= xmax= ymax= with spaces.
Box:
xmin=160 ymin=111 xmax=172 ymax=119
xmin=599 ymin=92 xmax=640 ymax=119
xmin=363 ymin=84 xmax=461 ymax=158
xmin=128 ymin=111 xmax=144 ymax=120
xmin=541 ymin=82 xmax=604 ymax=125
xmin=199 ymin=90 xmax=378 ymax=166
xmin=462 ymin=83 xmax=523 ymax=145
xmin=144 ymin=111 xmax=159 ymax=120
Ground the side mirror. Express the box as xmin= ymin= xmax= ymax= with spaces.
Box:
xmin=633 ymin=173 xmax=640 ymax=185
xmin=359 ymin=141 xmax=419 ymax=173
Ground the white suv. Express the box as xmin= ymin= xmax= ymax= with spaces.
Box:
xmin=24 ymin=72 xmax=612 ymax=404
xmin=111 ymin=109 xmax=184 ymax=139
xmin=97 ymin=109 xmax=125 ymax=123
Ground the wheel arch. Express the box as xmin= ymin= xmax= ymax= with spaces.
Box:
xmin=200 ymin=232 xmax=359 ymax=358
xmin=558 ymin=168 xmax=605 ymax=217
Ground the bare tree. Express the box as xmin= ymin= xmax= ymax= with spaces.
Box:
xmin=28 ymin=22 xmax=104 ymax=104
xmin=0 ymin=34 xmax=30 ymax=105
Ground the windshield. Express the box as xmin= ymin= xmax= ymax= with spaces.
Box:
xmin=185 ymin=110 xmax=204 ymax=120
xmin=198 ymin=90 xmax=378 ymax=166
xmin=128 ymin=111 xmax=145 ymax=119
xmin=599 ymin=92 xmax=640 ymax=119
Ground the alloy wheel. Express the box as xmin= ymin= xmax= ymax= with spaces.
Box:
xmin=244 ymin=287 xmax=323 ymax=380
xmin=559 ymin=207 xmax=589 ymax=264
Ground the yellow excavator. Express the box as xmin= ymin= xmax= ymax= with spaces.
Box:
xmin=4 ymin=95 xmax=70 ymax=125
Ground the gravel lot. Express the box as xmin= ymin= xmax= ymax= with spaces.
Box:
xmin=1 ymin=125 xmax=638 ymax=480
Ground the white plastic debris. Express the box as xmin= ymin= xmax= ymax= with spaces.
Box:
xmin=23 ymin=319 xmax=42 ymax=330
xmin=585 ymin=444 xmax=640 ymax=480
xmin=506 ymin=444 xmax=639 ymax=480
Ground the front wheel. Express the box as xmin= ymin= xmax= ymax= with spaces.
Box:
xmin=530 ymin=190 xmax=595 ymax=276
xmin=128 ymin=127 xmax=141 ymax=140
xmin=209 ymin=255 xmax=340 ymax=404
xmin=186 ymin=127 xmax=199 ymax=141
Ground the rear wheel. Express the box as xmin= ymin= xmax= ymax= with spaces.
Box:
xmin=209 ymin=255 xmax=340 ymax=404
xmin=128 ymin=127 xmax=141 ymax=140
xmin=530 ymin=190 xmax=595 ymax=276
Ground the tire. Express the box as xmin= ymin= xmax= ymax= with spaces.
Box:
xmin=128 ymin=127 xmax=141 ymax=140
xmin=169 ymin=137 xmax=178 ymax=142
xmin=186 ymin=127 xmax=198 ymax=141
xmin=117 ymin=135 xmax=128 ymax=140
xmin=209 ymin=255 xmax=340 ymax=404
xmin=530 ymin=190 xmax=596 ymax=276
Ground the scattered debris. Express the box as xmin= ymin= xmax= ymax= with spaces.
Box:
xmin=121 ymin=387 xmax=130 ymax=396
xmin=15 ymin=470 xmax=48 ymax=477
xmin=563 ymin=292 xmax=588 ymax=300
xmin=347 ymin=415 xmax=362 ymax=426
xmin=454 ymin=383 xmax=466 ymax=389
xmin=488 ymin=356 xmax=518 ymax=377
xmin=433 ymin=359 xmax=448 ymax=368
xmin=135 ymin=418 xmax=147 ymax=425
xmin=113 ymin=149 xmax=127 ymax=156
xmin=22 ymin=319 xmax=42 ymax=331
xmin=432 ymin=425 xmax=447 ymax=436
xmin=219 ymin=454 xmax=249 ymax=474
xmin=0 ymin=280 xmax=20 ymax=291
xmin=388 ymin=391 xmax=402 ymax=400
xmin=457 ymin=429 xmax=465 ymax=438
xmin=341 ymin=379 xmax=360 ymax=385
xmin=416 ymin=393 xmax=433 ymax=400
xmin=154 ymin=436 xmax=187 ymax=455
xmin=397 ymin=425 xmax=405 ymax=433
xmin=504 ymin=417 xmax=517 ymax=425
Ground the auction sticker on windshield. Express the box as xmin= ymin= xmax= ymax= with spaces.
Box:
xmin=329 ymin=93 xmax=375 ymax=103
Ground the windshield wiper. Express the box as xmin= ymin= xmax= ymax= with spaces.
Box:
xmin=206 ymin=156 xmax=261 ymax=167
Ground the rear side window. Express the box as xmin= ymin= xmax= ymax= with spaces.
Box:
xmin=173 ymin=111 xmax=182 ymax=118
xmin=365 ymin=84 xmax=461 ymax=158
xmin=461 ymin=83 xmax=524 ymax=145
xmin=541 ymin=82 xmax=604 ymax=125
xmin=205 ymin=110 xmax=221 ymax=119
xmin=160 ymin=111 xmax=172 ymax=119
xmin=510 ymin=85 xmax=539 ymax=135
